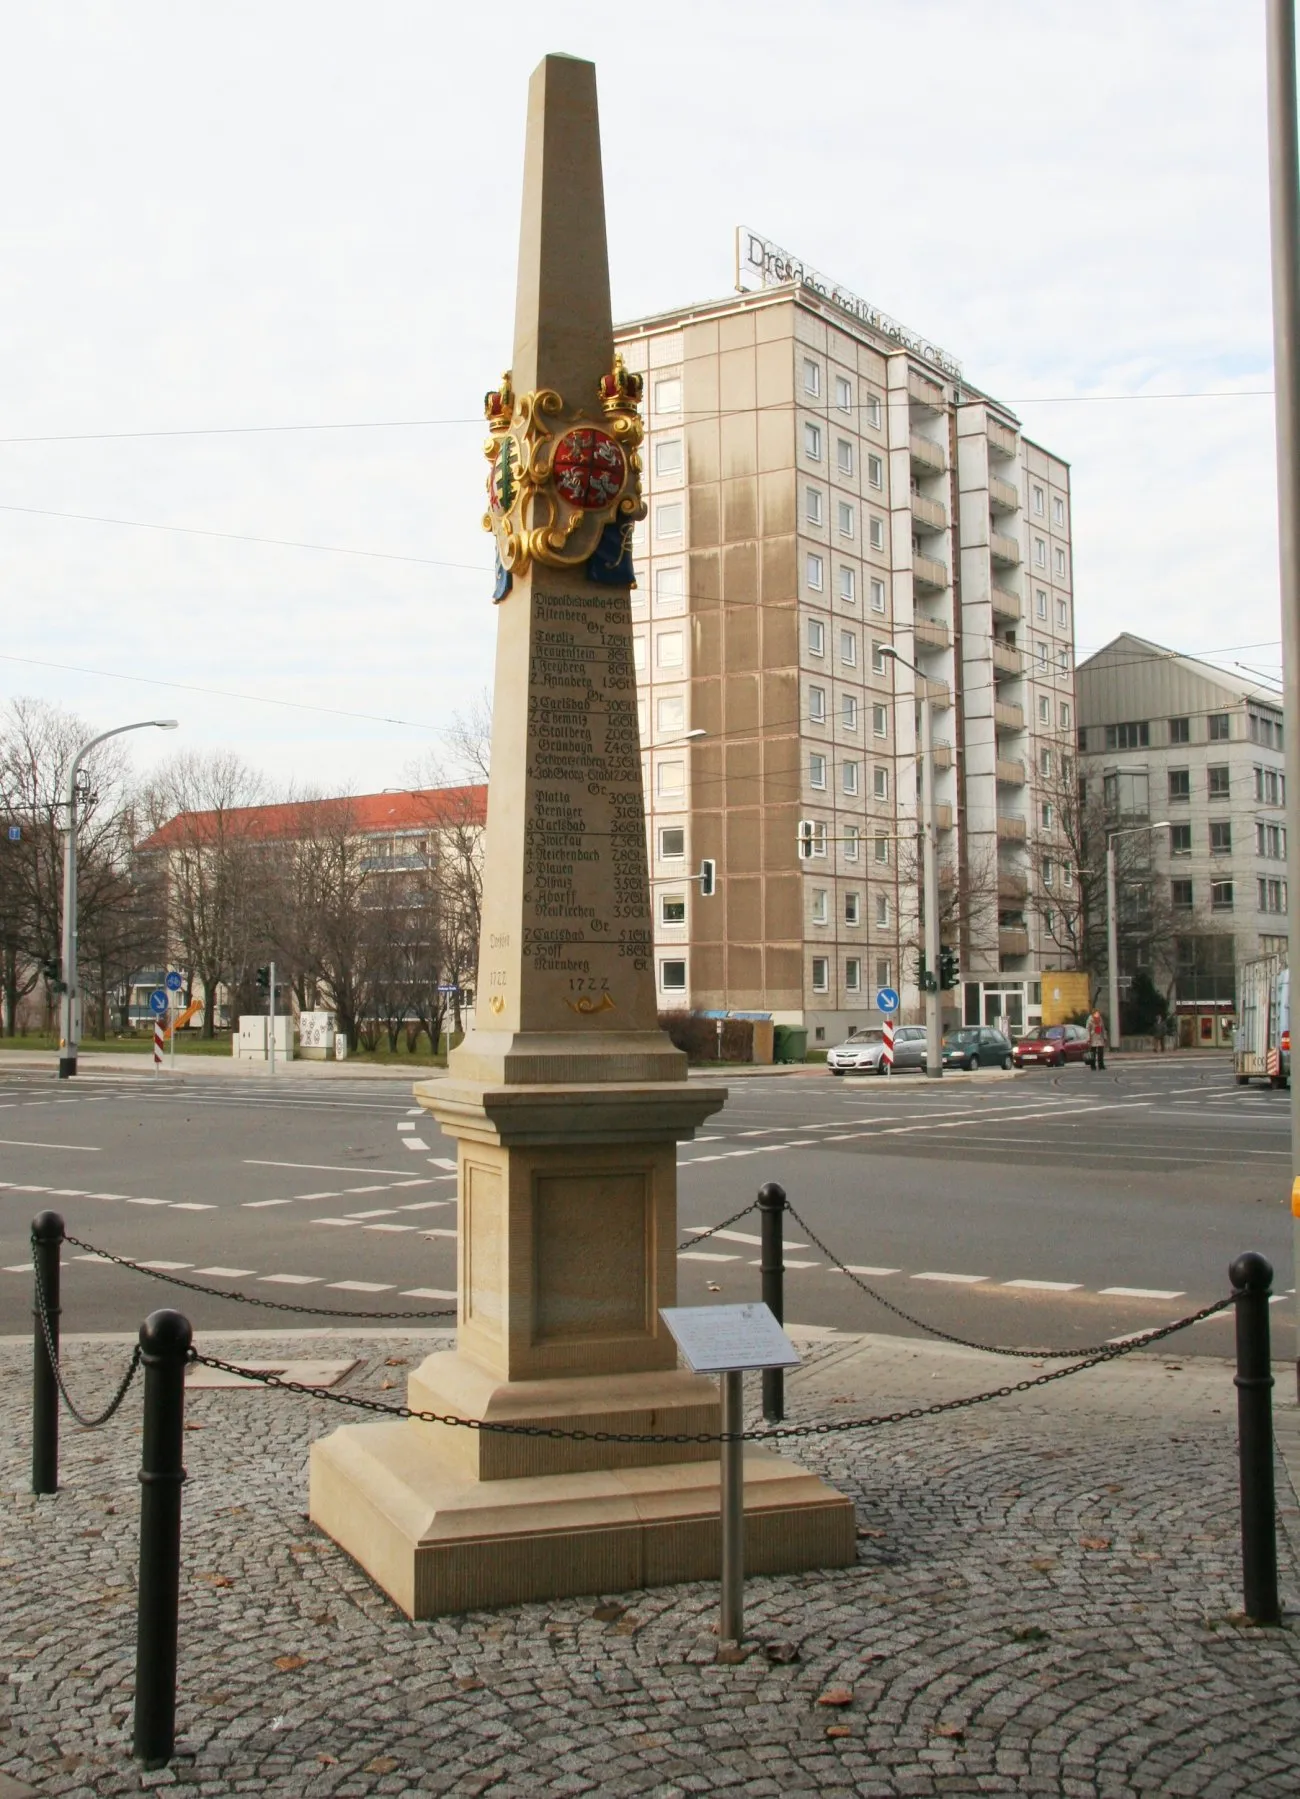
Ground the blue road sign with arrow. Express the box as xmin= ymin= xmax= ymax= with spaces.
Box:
xmin=875 ymin=987 xmax=900 ymax=1014
xmin=148 ymin=988 xmax=169 ymax=1016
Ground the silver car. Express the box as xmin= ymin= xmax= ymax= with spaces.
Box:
xmin=827 ymin=1025 xmax=927 ymax=1076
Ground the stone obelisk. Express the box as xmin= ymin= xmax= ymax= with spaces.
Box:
xmin=309 ymin=54 xmax=855 ymax=1618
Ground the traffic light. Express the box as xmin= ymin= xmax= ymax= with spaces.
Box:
xmin=939 ymin=945 xmax=959 ymax=990
xmin=917 ymin=955 xmax=938 ymax=995
xmin=42 ymin=957 xmax=65 ymax=993
xmin=255 ymin=966 xmax=271 ymax=992
xmin=698 ymin=858 xmax=716 ymax=897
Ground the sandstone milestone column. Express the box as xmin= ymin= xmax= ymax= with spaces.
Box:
xmin=309 ymin=54 xmax=855 ymax=1618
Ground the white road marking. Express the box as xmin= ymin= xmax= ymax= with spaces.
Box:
xmin=312 ymin=1218 xmax=359 ymax=1227
xmin=344 ymin=1209 xmax=397 ymax=1219
xmin=685 ymin=1228 xmax=808 ymax=1249
xmin=4 ymin=1262 xmax=34 ymax=1273
xmin=401 ymin=1287 xmax=456 ymax=1299
xmin=420 ymin=1228 xmax=458 ymax=1239
xmin=259 ymin=1273 xmax=322 ymax=1286
xmin=242 ymin=1199 xmax=292 ymax=1208
xmin=428 ymin=1157 xmax=457 ymax=1171
xmin=397 ymin=1201 xmax=452 ymax=1213
xmin=140 ymin=1261 xmax=193 ymax=1271
xmin=169 ymin=1202 xmax=215 ymax=1212
xmin=329 ymin=1280 xmax=393 ymax=1293
xmin=912 ymin=1271 xmax=988 ymax=1284
xmin=126 ymin=1198 xmax=168 ymax=1207
xmin=680 ymin=1251 xmax=739 ymax=1262
xmin=194 ymin=1266 xmax=255 ymax=1278
xmin=748 ymin=1257 xmax=820 ymax=1269
xmin=1100 ymin=1286 xmax=1185 ymax=1300
xmin=397 ymin=1123 xmax=416 ymax=1133
xmin=1003 ymin=1278 xmax=1083 ymax=1292
xmin=829 ymin=1265 xmax=900 ymax=1277
xmin=403 ymin=1138 xmax=430 ymax=1151
xmin=0 ymin=1138 xmax=100 ymax=1151
xmin=364 ymin=1223 xmax=417 ymax=1233
xmin=245 ymin=1159 xmax=417 ymax=1176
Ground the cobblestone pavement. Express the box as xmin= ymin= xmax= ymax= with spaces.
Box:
xmin=1 ymin=1327 xmax=1298 ymax=1798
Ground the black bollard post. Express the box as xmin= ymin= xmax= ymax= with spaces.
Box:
xmin=758 ymin=1182 xmax=786 ymax=1423
xmin=133 ymin=1308 xmax=192 ymax=1769
xmin=1230 ymin=1252 xmax=1280 ymax=1626
xmin=32 ymin=1210 xmax=64 ymax=1496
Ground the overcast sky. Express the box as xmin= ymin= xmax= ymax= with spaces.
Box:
xmin=0 ymin=1 xmax=1286 ymax=795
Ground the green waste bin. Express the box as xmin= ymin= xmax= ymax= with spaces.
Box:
xmin=773 ymin=1025 xmax=808 ymax=1064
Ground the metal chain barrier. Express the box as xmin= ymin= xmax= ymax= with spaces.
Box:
xmin=188 ymin=1293 xmax=1233 ymax=1443
xmin=675 ymin=1199 xmax=758 ymax=1253
xmin=781 ymin=1199 xmax=1207 ymax=1363
xmin=33 ymin=1253 xmax=141 ymax=1429
xmin=60 ymin=1231 xmax=458 ymax=1322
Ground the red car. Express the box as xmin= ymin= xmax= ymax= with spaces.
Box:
xmin=1012 ymin=1024 xmax=1090 ymax=1068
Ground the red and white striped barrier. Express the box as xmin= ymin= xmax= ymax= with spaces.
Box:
xmin=153 ymin=1019 xmax=165 ymax=1070
xmin=881 ymin=1016 xmax=895 ymax=1073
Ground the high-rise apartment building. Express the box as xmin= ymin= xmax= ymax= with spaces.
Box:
xmin=615 ymin=236 xmax=1078 ymax=1045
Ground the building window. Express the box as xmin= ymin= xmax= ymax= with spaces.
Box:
xmin=633 ymin=636 xmax=646 ymax=670
xmin=1171 ymin=878 xmax=1194 ymax=911
xmin=806 ymin=553 xmax=824 ymax=592
xmin=657 ymin=694 xmax=685 ymax=733
xmin=875 ymin=893 xmax=890 ymax=926
xmin=658 ymin=826 xmax=685 ymax=860
xmin=1210 ymin=821 xmax=1232 ymax=856
xmin=809 ymin=684 xmax=827 ymax=725
xmin=654 ymin=438 xmax=683 ymax=477
xmin=1036 ymin=588 xmax=1048 ymax=619
xmin=657 ymin=760 xmax=685 ymax=798
xmin=1042 ymin=856 xmax=1054 ymax=888
xmin=835 ymin=374 xmax=852 ymax=412
xmin=811 ymin=889 xmax=828 ymax=925
xmin=1060 ymin=701 xmax=1071 ymax=730
xmin=808 ymin=617 xmax=825 ymax=657
xmin=1257 ymin=821 xmax=1287 ymax=858
xmin=843 ymin=693 xmax=859 ymax=730
xmin=653 ymin=376 xmax=681 ymax=413
xmin=843 ymin=760 xmax=859 ymax=796
xmin=654 ymin=565 xmax=684 ymax=607
xmin=1167 ymin=716 xmax=1190 ymax=745
xmin=1211 ymin=880 xmax=1234 ymax=912
xmin=1036 ymin=642 xmax=1049 ymax=671
xmin=1168 ymin=768 xmax=1190 ymax=802
xmin=1056 ymin=597 xmax=1068 ymax=627
xmin=660 ymin=959 xmax=687 ymax=991
xmin=1207 ymin=765 xmax=1230 ymax=799
xmin=1054 ymin=546 xmax=1067 ymax=576
xmin=1105 ymin=721 xmax=1150 ymax=750
xmin=1248 ymin=709 xmax=1283 ymax=748
xmin=874 ymin=834 xmax=890 ymax=865
xmin=807 ymin=821 xmax=828 ymax=858
xmin=1170 ymin=823 xmax=1192 ymax=856
xmin=803 ymin=359 xmax=821 ymax=397
xmin=837 ymin=500 xmax=855 ymax=539
xmin=836 ymin=439 xmax=854 ymax=477
xmin=845 ymin=892 xmax=860 ymax=926
xmin=1041 ymin=801 xmax=1053 ymax=829
xmin=875 ymin=957 xmax=892 ymax=988
xmin=1032 ymin=485 xmax=1045 ymax=515
xmin=869 ymin=515 xmax=886 ymax=550
xmin=839 ymin=566 xmax=856 ymax=603
xmin=660 ymin=894 xmax=686 ymax=925
xmin=809 ymin=753 xmax=827 ymax=790
xmin=840 ymin=630 xmax=857 ymax=667
xmin=870 ymin=577 xmax=886 ymax=613
xmin=873 ymin=704 xmax=888 ymax=738
xmin=1259 ymin=877 xmax=1288 ymax=913
xmin=871 ymin=640 xmax=887 ymax=674
xmin=804 ymin=422 xmax=822 ymax=461
xmin=865 ymin=394 xmax=882 ymax=428
xmin=867 ymin=453 xmax=884 ymax=490
xmin=1038 ymin=696 xmax=1051 ymax=724
xmin=1255 ymin=764 xmax=1285 ymax=804
xmin=1034 ymin=538 xmax=1047 ymax=568
xmin=811 ymin=957 xmax=830 ymax=993
xmin=1053 ymin=495 xmax=1065 ymax=525
xmin=654 ymin=501 xmax=683 ymax=538
xmin=656 ymin=631 xmax=683 ymax=668
xmin=806 ymin=486 xmax=824 ymax=526
xmin=845 ymin=957 xmax=862 ymax=993
xmin=843 ymin=824 xmax=860 ymax=860
xmin=1208 ymin=713 xmax=1230 ymax=742
xmin=1057 ymin=647 xmax=1069 ymax=673
xmin=873 ymin=764 xmax=888 ymax=799
xmin=1040 ymin=748 xmax=1053 ymax=777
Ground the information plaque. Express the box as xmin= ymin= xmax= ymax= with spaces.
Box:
xmin=659 ymin=1302 xmax=800 ymax=1376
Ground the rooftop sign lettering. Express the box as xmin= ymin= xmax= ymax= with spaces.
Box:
xmin=735 ymin=227 xmax=962 ymax=380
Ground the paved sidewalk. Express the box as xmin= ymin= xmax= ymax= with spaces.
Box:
xmin=1 ymin=1327 xmax=1298 ymax=1797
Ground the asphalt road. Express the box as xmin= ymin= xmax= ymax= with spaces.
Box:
xmin=0 ymin=1055 xmax=1294 ymax=1360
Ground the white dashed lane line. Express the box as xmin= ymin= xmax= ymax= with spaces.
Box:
xmin=0 ymin=1180 xmax=215 ymax=1212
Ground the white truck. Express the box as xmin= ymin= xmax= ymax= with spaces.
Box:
xmin=1234 ymin=953 xmax=1290 ymax=1088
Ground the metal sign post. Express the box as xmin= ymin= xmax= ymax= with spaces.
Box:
xmin=660 ymin=1302 xmax=800 ymax=1645
xmin=165 ymin=971 xmax=182 ymax=1071
xmin=268 ymin=959 xmax=277 ymax=1078
xmin=148 ymin=989 xmax=168 ymax=1074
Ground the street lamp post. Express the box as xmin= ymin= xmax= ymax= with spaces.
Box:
xmin=1104 ymin=820 xmax=1170 ymax=1055
xmin=881 ymin=647 xmax=942 ymax=1079
xmin=58 ymin=719 xmax=179 ymax=1079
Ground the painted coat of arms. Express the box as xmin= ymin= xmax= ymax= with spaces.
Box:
xmin=482 ymin=357 xmax=647 ymax=599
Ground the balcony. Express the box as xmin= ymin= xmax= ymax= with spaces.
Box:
xmin=911 ymin=491 xmax=947 ymax=534
xmin=990 ymin=585 xmax=1021 ymax=623
xmin=998 ymin=927 xmax=1030 ymax=958
xmin=994 ymin=700 xmax=1025 ymax=733
xmin=996 ymin=757 xmax=1026 ymax=786
xmin=990 ymin=531 xmax=1022 ymax=568
xmin=932 ymin=801 xmax=955 ymax=831
xmin=931 ymin=741 xmax=955 ymax=772
xmin=996 ymin=813 xmax=1027 ymax=842
xmin=920 ymin=677 xmax=952 ymax=711
xmin=913 ymin=614 xmax=951 ymax=651
xmin=987 ymin=418 xmax=1018 ymax=459
xmin=909 ymin=432 xmax=947 ymax=476
xmin=998 ymin=871 xmax=1029 ymax=901
xmin=908 ymin=369 xmax=946 ymax=413
xmin=991 ymin=639 xmax=1022 ymax=678
xmin=912 ymin=553 xmax=949 ymax=593
xmin=988 ymin=474 xmax=1020 ymax=514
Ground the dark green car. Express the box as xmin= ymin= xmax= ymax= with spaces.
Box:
xmin=940 ymin=1026 xmax=1014 ymax=1071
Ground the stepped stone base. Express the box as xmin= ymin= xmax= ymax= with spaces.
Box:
xmin=309 ymin=1420 xmax=858 ymax=1619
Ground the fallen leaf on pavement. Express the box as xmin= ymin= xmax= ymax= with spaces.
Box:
xmin=857 ymin=1527 xmax=886 ymax=1539
xmin=934 ymin=1722 xmax=965 ymax=1739
xmin=817 ymin=1686 xmax=854 ymax=1707
xmin=1079 ymin=1536 xmax=1112 ymax=1551
xmin=763 ymin=1640 xmax=801 ymax=1664
xmin=384 ymin=1357 xmax=408 ymax=1367
xmin=364 ymin=1757 xmax=398 ymax=1774
xmin=826 ymin=1725 xmax=852 ymax=1739
xmin=592 ymin=1602 xmax=626 ymax=1623
xmin=274 ymin=1654 xmax=307 ymax=1672
xmin=1030 ymin=1558 xmax=1057 ymax=1572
